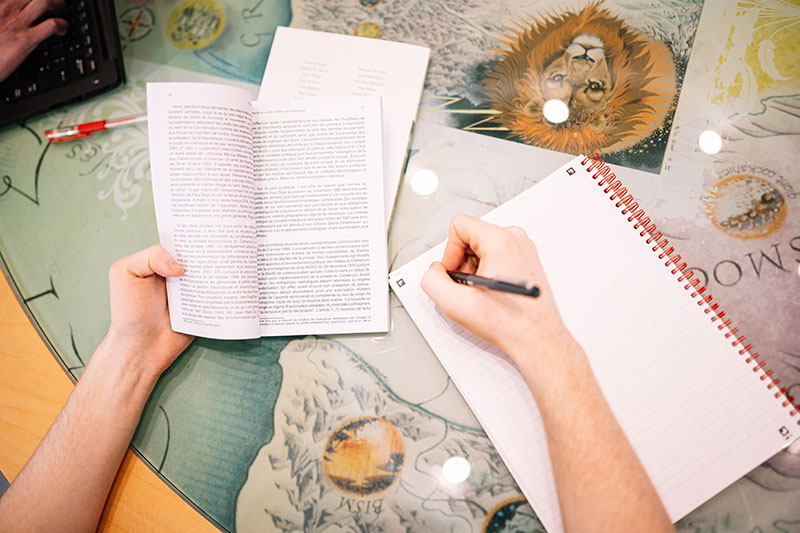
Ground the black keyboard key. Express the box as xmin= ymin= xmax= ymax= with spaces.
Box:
xmin=50 ymin=41 xmax=66 ymax=57
xmin=69 ymin=58 xmax=85 ymax=77
xmin=36 ymin=49 xmax=51 ymax=67
xmin=38 ymin=72 xmax=62 ymax=91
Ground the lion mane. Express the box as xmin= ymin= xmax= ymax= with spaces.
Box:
xmin=482 ymin=3 xmax=677 ymax=155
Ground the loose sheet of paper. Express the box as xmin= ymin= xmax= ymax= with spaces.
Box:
xmin=389 ymin=156 xmax=797 ymax=533
xmin=257 ymin=26 xmax=430 ymax=229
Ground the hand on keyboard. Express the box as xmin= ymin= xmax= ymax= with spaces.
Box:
xmin=0 ymin=0 xmax=67 ymax=83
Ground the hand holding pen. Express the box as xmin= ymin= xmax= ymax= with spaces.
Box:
xmin=421 ymin=214 xmax=572 ymax=358
xmin=447 ymin=271 xmax=540 ymax=298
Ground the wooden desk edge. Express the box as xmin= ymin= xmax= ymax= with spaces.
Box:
xmin=0 ymin=271 xmax=215 ymax=532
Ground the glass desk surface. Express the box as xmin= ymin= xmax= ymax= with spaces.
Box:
xmin=0 ymin=0 xmax=798 ymax=531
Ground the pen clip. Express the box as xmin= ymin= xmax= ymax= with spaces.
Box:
xmin=45 ymin=120 xmax=107 ymax=142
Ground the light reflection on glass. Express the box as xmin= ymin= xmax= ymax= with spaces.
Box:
xmin=698 ymin=130 xmax=722 ymax=155
xmin=409 ymin=168 xmax=440 ymax=196
xmin=542 ymin=99 xmax=569 ymax=124
xmin=442 ymin=456 xmax=471 ymax=483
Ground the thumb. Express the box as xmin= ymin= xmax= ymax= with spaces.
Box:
xmin=152 ymin=244 xmax=186 ymax=278
xmin=125 ymin=244 xmax=185 ymax=279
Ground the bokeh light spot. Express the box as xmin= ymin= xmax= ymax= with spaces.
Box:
xmin=442 ymin=456 xmax=471 ymax=483
xmin=542 ymin=99 xmax=569 ymax=124
xmin=698 ymin=130 xmax=723 ymax=155
xmin=409 ymin=168 xmax=439 ymax=196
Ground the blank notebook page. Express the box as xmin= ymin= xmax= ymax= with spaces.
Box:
xmin=389 ymin=156 xmax=797 ymax=533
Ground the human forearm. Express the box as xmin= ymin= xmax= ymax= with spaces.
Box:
xmin=0 ymin=337 xmax=159 ymax=532
xmin=511 ymin=336 xmax=674 ymax=532
xmin=0 ymin=246 xmax=190 ymax=531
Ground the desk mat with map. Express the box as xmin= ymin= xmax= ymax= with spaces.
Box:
xmin=0 ymin=0 xmax=798 ymax=531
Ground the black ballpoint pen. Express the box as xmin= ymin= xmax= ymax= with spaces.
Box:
xmin=447 ymin=271 xmax=540 ymax=298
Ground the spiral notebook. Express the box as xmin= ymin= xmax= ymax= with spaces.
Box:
xmin=388 ymin=154 xmax=798 ymax=533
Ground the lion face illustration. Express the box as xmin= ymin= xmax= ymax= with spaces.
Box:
xmin=483 ymin=4 xmax=677 ymax=155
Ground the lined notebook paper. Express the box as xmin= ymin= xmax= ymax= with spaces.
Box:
xmin=389 ymin=155 xmax=798 ymax=533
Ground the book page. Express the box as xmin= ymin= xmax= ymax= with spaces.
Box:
xmin=252 ymin=96 xmax=389 ymax=336
xmin=148 ymin=82 xmax=261 ymax=340
xmin=257 ymin=27 xmax=430 ymax=229
xmin=389 ymin=156 xmax=798 ymax=533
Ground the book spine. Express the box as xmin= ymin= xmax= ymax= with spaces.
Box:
xmin=579 ymin=153 xmax=799 ymax=424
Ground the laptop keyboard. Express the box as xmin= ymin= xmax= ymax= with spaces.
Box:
xmin=0 ymin=0 xmax=98 ymax=105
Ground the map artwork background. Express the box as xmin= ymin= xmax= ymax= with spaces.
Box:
xmin=0 ymin=1 xmax=798 ymax=532
xmin=291 ymin=0 xmax=704 ymax=174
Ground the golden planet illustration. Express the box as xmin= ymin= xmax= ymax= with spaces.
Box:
xmin=484 ymin=498 xmax=544 ymax=532
xmin=705 ymin=174 xmax=786 ymax=240
xmin=167 ymin=0 xmax=225 ymax=50
xmin=354 ymin=22 xmax=381 ymax=39
xmin=322 ymin=416 xmax=404 ymax=496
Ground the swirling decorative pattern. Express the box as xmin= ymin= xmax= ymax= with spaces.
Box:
xmin=69 ymin=82 xmax=149 ymax=221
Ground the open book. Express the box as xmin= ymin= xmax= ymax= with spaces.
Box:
xmin=146 ymin=28 xmax=429 ymax=339
xmin=389 ymin=154 xmax=798 ymax=532
xmin=148 ymin=84 xmax=388 ymax=339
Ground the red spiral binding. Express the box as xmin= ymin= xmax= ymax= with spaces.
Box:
xmin=580 ymin=153 xmax=799 ymax=422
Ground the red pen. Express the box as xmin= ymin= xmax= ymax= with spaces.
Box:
xmin=45 ymin=115 xmax=148 ymax=142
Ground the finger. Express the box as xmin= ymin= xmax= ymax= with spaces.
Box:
xmin=20 ymin=0 xmax=65 ymax=25
xmin=458 ymin=253 xmax=479 ymax=275
xmin=111 ymin=245 xmax=184 ymax=282
xmin=421 ymin=261 xmax=480 ymax=320
xmin=441 ymin=214 xmax=483 ymax=269
xmin=441 ymin=214 xmax=508 ymax=270
xmin=24 ymin=17 xmax=67 ymax=52
xmin=143 ymin=244 xmax=185 ymax=278
xmin=1 ymin=0 xmax=33 ymax=17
